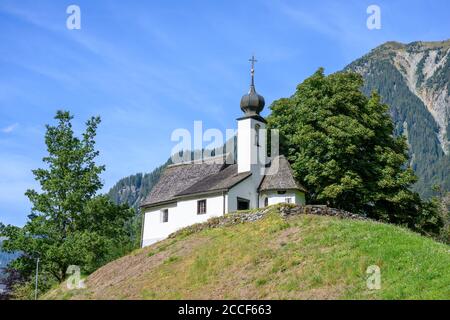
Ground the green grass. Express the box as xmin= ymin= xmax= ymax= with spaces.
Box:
xmin=45 ymin=207 xmax=450 ymax=300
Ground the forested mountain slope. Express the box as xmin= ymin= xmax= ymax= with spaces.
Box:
xmin=108 ymin=163 xmax=168 ymax=211
xmin=345 ymin=40 xmax=450 ymax=197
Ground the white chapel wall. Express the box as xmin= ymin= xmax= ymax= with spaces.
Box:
xmin=142 ymin=193 xmax=225 ymax=247
xmin=227 ymin=176 xmax=258 ymax=212
xmin=259 ymin=190 xmax=305 ymax=207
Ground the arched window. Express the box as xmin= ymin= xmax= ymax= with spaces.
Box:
xmin=255 ymin=124 xmax=260 ymax=146
xmin=264 ymin=197 xmax=268 ymax=207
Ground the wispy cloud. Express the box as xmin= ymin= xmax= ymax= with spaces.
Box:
xmin=274 ymin=0 xmax=386 ymax=61
xmin=0 ymin=1 xmax=60 ymax=32
xmin=1 ymin=123 xmax=19 ymax=133
xmin=278 ymin=4 xmax=338 ymax=37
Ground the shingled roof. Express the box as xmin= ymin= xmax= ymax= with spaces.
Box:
xmin=140 ymin=162 xmax=225 ymax=207
xmin=140 ymin=161 xmax=253 ymax=208
xmin=258 ymin=155 xmax=307 ymax=192
xmin=176 ymin=164 xmax=251 ymax=197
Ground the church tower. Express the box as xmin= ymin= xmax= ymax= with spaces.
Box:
xmin=237 ymin=55 xmax=267 ymax=182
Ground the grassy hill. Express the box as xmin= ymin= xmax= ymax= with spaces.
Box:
xmin=45 ymin=205 xmax=450 ymax=300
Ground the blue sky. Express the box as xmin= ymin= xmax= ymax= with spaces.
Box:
xmin=0 ymin=0 xmax=449 ymax=227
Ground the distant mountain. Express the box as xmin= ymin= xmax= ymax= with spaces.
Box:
xmin=108 ymin=162 xmax=169 ymax=211
xmin=345 ymin=40 xmax=450 ymax=198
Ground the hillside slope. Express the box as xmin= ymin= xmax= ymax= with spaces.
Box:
xmin=45 ymin=206 xmax=450 ymax=300
xmin=345 ymin=40 xmax=450 ymax=197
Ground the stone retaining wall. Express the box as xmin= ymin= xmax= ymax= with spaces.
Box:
xmin=280 ymin=204 xmax=365 ymax=220
xmin=169 ymin=204 xmax=365 ymax=239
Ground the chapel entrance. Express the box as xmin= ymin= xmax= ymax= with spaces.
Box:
xmin=237 ymin=197 xmax=250 ymax=210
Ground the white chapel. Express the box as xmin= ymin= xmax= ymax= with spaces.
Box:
xmin=140 ymin=57 xmax=306 ymax=247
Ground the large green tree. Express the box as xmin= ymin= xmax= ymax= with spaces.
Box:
xmin=267 ymin=69 xmax=442 ymax=233
xmin=0 ymin=111 xmax=134 ymax=292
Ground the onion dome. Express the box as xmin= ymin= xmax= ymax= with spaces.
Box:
xmin=240 ymin=55 xmax=265 ymax=116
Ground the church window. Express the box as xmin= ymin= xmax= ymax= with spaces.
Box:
xmin=160 ymin=209 xmax=168 ymax=223
xmin=197 ymin=199 xmax=207 ymax=214
xmin=264 ymin=197 xmax=269 ymax=207
xmin=255 ymin=124 xmax=260 ymax=146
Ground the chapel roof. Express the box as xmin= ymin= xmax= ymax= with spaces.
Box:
xmin=258 ymin=155 xmax=307 ymax=192
xmin=176 ymin=164 xmax=251 ymax=197
xmin=140 ymin=152 xmax=253 ymax=207
xmin=140 ymin=161 xmax=225 ymax=207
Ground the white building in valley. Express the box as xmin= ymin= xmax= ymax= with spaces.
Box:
xmin=140 ymin=58 xmax=306 ymax=247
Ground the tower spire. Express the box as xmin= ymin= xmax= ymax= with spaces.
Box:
xmin=240 ymin=54 xmax=265 ymax=117
xmin=249 ymin=55 xmax=257 ymax=88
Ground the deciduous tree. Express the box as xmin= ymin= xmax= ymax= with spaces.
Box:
xmin=267 ymin=69 xmax=442 ymax=233
xmin=0 ymin=111 xmax=134 ymax=291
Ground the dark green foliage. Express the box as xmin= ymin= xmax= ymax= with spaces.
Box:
xmin=267 ymin=69 xmax=443 ymax=235
xmin=0 ymin=111 xmax=134 ymax=295
xmin=108 ymin=163 xmax=168 ymax=211
xmin=0 ymin=240 xmax=20 ymax=269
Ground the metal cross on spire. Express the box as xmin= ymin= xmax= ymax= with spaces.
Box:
xmin=249 ymin=55 xmax=257 ymax=87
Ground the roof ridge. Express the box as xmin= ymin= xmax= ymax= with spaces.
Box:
xmin=167 ymin=153 xmax=234 ymax=168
